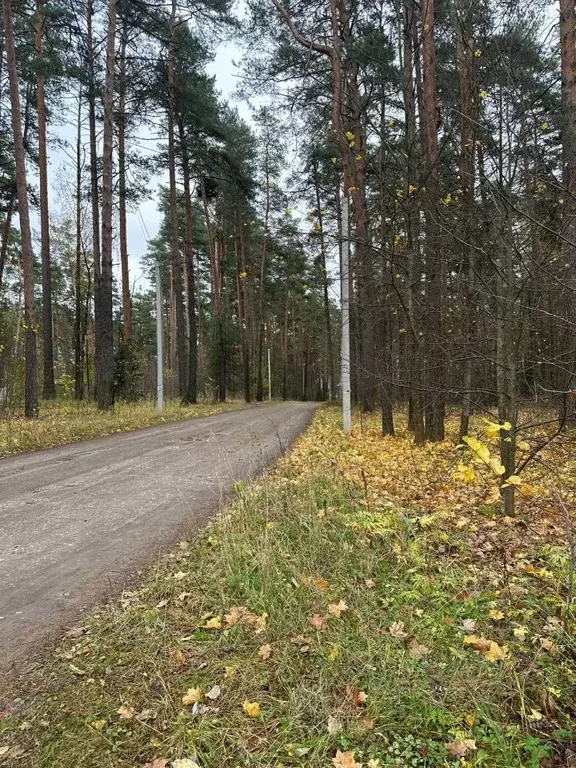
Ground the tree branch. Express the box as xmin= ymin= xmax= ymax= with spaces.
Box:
xmin=271 ymin=0 xmax=333 ymax=57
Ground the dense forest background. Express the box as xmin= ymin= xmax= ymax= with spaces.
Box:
xmin=2 ymin=0 xmax=576 ymax=503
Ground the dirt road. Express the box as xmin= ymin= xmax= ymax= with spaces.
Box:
xmin=0 ymin=402 xmax=316 ymax=672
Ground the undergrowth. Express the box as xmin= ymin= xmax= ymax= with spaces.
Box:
xmin=0 ymin=399 xmax=245 ymax=458
xmin=0 ymin=408 xmax=574 ymax=767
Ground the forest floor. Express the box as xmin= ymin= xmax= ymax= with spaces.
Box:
xmin=0 ymin=399 xmax=245 ymax=458
xmin=1 ymin=407 xmax=575 ymax=768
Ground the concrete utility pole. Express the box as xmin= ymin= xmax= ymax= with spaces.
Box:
xmin=268 ymin=347 xmax=272 ymax=400
xmin=155 ymin=262 xmax=164 ymax=410
xmin=341 ymin=192 xmax=351 ymax=434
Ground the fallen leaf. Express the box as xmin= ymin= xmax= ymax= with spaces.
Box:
xmin=328 ymin=601 xmax=348 ymax=617
xmin=409 ymin=640 xmax=430 ymax=659
xmin=388 ymin=621 xmax=408 ymax=639
xmin=460 ymin=618 xmax=476 ymax=633
xmin=65 ymin=626 xmax=88 ymax=639
xmin=172 ymin=760 xmax=201 ymax=768
xmin=172 ymin=648 xmax=187 ymax=666
xmin=308 ymin=614 xmax=326 ymax=630
xmin=328 ymin=644 xmax=339 ymax=661
xmin=156 ymin=599 xmax=168 ymax=608
xmin=483 ymin=641 xmax=509 ymax=662
xmin=258 ymin=644 xmax=272 ymax=660
xmin=205 ymin=685 xmax=221 ymax=700
xmin=144 ymin=760 xmax=168 ymax=768
xmin=527 ymin=708 xmax=543 ymax=721
xmin=357 ymin=717 xmax=375 ymax=731
xmin=367 ymin=761 xmax=381 ymax=768
xmin=541 ymin=638 xmax=557 ymax=652
xmin=136 ymin=709 xmax=156 ymax=722
xmin=488 ymin=609 xmax=505 ymax=621
xmin=332 ymin=749 xmax=362 ymax=768
xmin=173 ymin=571 xmax=187 ymax=581
xmin=513 ymin=626 xmax=528 ymax=640
xmin=364 ymin=579 xmax=375 ymax=589
xmin=327 ymin=715 xmax=342 ymax=734
xmin=182 ymin=687 xmax=203 ymax=706
xmin=117 ymin=705 xmax=134 ymax=719
xmin=90 ymin=719 xmax=106 ymax=730
xmin=203 ymin=616 xmax=222 ymax=630
xmin=346 ymin=685 xmax=368 ymax=707
xmin=243 ymin=699 xmax=261 ymax=718
xmin=224 ymin=665 xmax=236 ymax=678
xmin=315 ymin=577 xmax=329 ymax=591
xmin=224 ymin=606 xmax=248 ymax=627
xmin=445 ymin=739 xmax=476 ymax=758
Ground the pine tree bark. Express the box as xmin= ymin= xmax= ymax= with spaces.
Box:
xmin=35 ymin=0 xmax=55 ymax=399
xmin=167 ymin=2 xmax=187 ymax=398
xmin=86 ymin=0 xmax=101 ymax=402
xmin=96 ymin=0 xmax=116 ymax=409
xmin=74 ymin=90 xmax=84 ymax=400
xmin=3 ymin=0 xmax=38 ymax=417
xmin=559 ymin=0 xmax=576 ymax=422
xmin=118 ymin=19 xmax=133 ymax=399
xmin=420 ymin=0 xmax=445 ymax=441
xmin=179 ymin=127 xmax=197 ymax=405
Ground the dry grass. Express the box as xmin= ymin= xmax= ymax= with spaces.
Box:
xmin=0 ymin=408 xmax=574 ymax=767
xmin=0 ymin=399 xmax=246 ymax=458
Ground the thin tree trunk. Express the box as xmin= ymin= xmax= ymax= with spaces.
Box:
xmin=420 ymin=0 xmax=445 ymax=441
xmin=3 ymin=0 xmax=38 ymax=417
xmin=235 ymin=210 xmax=250 ymax=402
xmin=86 ymin=0 xmax=101 ymax=403
xmin=35 ymin=0 xmax=55 ymax=398
xmin=117 ymin=19 xmax=133 ymax=399
xmin=179 ymin=127 xmax=197 ymax=404
xmin=74 ymin=90 xmax=84 ymax=400
xmin=96 ymin=0 xmax=116 ymax=409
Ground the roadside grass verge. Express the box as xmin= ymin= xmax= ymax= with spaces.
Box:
xmin=1 ymin=408 xmax=575 ymax=767
xmin=0 ymin=399 xmax=245 ymax=458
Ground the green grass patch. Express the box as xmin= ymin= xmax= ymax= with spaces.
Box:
xmin=0 ymin=412 xmax=575 ymax=767
xmin=0 ymin=399 xmax=246 ymax=457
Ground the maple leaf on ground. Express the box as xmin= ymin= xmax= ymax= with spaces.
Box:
xmin=116 ymin=705 xmax=134 ymax=719
xmin=205 ymin=685 xmax=221 ymax=700
xmin=242 ymin=699 xmax=261 ymax=717
xmin=364 ymin=579 xmax=375 ymax=589
xmin=388 ymin=621 xmax=408 ymax=639
xmin=488 ymin=609 xmax=505 ymax=621
xmin=171 ymin=648 xmax=187 ymax=666
xmin=203 ymin=616 xmax=222 ymax=630
xmin=460 ymin=618 xmax=476 ymax=633
xmin=224 ymin=606 xmax=248 ymax=627
xmin=409 ymin=640 xmax=430 ymax=659
xmin=332 ymin=749 xmax=362 ymax=768
xmin=172 ymin=760 xmax=201 ymax=768
xmin=328 ymin=600 xmax=348 ymax=617
xmin=346 ymin=685 xmax=368 ymax=707
xmin=445 ymin=739 xmax=477 ymax=758
xmin=308 ymin=614 xmax=326 ymax=630
xmin=143 ymin=761 xmax=168 ymax=768
xmin=314 ymin=577 xmax=329 ymax=591
xmin=182 ymin=688 xmax=202 ymax=706
xmin=258 ymin=644 xmax=272 ymax=660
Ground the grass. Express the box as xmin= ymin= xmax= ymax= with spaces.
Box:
xmin=0 ymin=399 xmax=246 ymax=458
xmin=0 ymin=408 xmax=575 ymax=767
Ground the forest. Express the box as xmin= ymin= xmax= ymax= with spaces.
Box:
xmin=3 ymin=1 xmax=576 ymax=766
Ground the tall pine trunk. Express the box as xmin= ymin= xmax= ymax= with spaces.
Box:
xmin=96 ymin=0 xmax=116 ymax=409
xmin=420 ymin=0 xmax=445 ymax=441
xmin=118 ymin=19 xmax=133 ymax=399
xmin=167 ymin=2 xmax=187 ymax=398
xmin=87 ymin=0 xmax=101 ymax=402
xmin=3 ymin=0 xmax=38 ymax=417
xmin=35 ymin=0 xmax=55 ymax=399
xmin=179 ymin=128 xmax=197 ymax=405
xmin=74 ymin=89 xmax=84 ymax=400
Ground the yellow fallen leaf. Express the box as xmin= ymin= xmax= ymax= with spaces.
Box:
xmin=90 ymin=719 xmax=106 ymax=730
xmin=483 ymin=641 xmax=509 ymax=662
xmin=528 ymin=708 xmax=543 ymax=720
xmin=203 ymin=616 xmax=222 ymax=630
xmin=488 ymin=609 xmax=505 ymax=621
xmin=224 ymin=665 xmax=236 ymax=678
xmin=182 ymin=687 xmax=202 ymax=706
xmin=314 ymin=577 xmax=329 ymax=591
xmin=243 ymin=699 xmax=261 ymax=717
xmin=513 ymin=626 xmax=528 ymax=640
xmin=328 ymin=644 xmax=339 ymax=661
